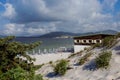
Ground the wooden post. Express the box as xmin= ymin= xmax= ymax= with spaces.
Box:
xmin=39 ymin=49 xmax=41 ymax=54
xmin=33 ymin=50 xmax=35 ymax=55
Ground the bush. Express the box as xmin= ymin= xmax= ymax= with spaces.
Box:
xmin=0 ymin=67 xmax=29 ymax=80
xmin=95 ymin=51 xmax=112 ymax=69
xmin=49 ymin=61 xmax=53 ymax=64
xmin=102 ymin=36 xmax=115 ymax=48
xmin=92 ymin=43 xmax=101 ymax=48
xmin=33 ymin=64 xmax=44 ymax=70
xmin=68 ymin=51 xmax=83 ymax=58
xmin=79 ymin=53 xmax=92 ymax=65
xmin=0 ymin=67 xmax=44 ymax=80
xmin=116 ymin=32 xmax=120 ymax=38
xmin=34 ymin=74 xmax=43 ymax=80
xmin=54 ymin=59 xmax=68 ymax=75
xmin=68 ymin=53 xmax=76 ymax=58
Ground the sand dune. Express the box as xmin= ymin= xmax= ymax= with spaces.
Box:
xmin=32 ymin=39 xmax=120 ymax=80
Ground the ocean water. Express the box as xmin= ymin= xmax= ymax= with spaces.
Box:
xmin=15 ymin=37 xmax=74 ymax=53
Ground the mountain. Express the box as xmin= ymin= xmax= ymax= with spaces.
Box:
xmin=0 ymin=35 xmax=5 ymax=38
xmin=94 ymin=30 xmax=118 ymax=35
xmin=0 ymin=30 xmax=118 ymax=38
xmin=38 ymin=30 xmax=118 ymax=38
xmin=39 ymin=32 xmax=77 ymax=38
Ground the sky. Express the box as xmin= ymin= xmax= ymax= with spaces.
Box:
xmin=0 ymin=0 xmax=120 ymax=36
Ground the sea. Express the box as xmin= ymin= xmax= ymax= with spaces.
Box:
xmin=15 ymin=37 xmax=74 ymax=54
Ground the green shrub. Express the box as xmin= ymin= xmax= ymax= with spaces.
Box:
xmin=116 ymin=32 xmax=120 ymax=38
xmin=54 ymin=59 xmax=68 ymax=75
xmin=92 ymin=43 xmax=101 ymax=48
xmin=95 ymin=51 xmax=112 ymax=69
xmin=0 ymin=67 xmax=44 ymax=80
xmin=68 ymin=51 xmax=83 ymax=58
xmin=0 ymin=67 xmax=29 ymax=80
xmin=49 ymin=61 xmax=53 ymax=64
xmin=34 ymin=74 xmax=43 ymax=80
xmin=102 ymin=36 xmax=115 ymax=48
xmin=68 ymin=53 xmax=76 ymax=58
xmin=33 ymin=64 xmax=44 ymax=70
xmin=79 ymin=53 xmax=92 ymax=65
xmin=79 ymin=58 xmax=86 ymax=65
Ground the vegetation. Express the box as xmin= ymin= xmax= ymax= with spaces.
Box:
xmin=33 ymin=64 xmax=44 ymax=70
xmin=0 ymin=67 xmax=29 ymax=80
xmin=34 ymin=74 xmax=44 ymax=80
xmin=0 ymin=36 xmax=43 ymax=80
xmin=49 ymin=61 xmax=53 ymax=64
xmin=92 ymin=35 xmax=119 ymax=49
xmin=79 ymin=52 xmax=92 ymax=65
xmin=116 ymin=32 xmax=120 ymax=38
xmin=54 ymin=59 xmax=68 ymax=75
xmin=92 ymin=43 xmax=101 ymax=48
xmin=95 ymin=51 xmax=112 ymax=69
xmin=68 ymin=50 xmax=83 ymax=58
xmin=68 ymin=53 xmax=77 ymax=58
xmin=102 ymin=36 xmax=116 ymax=48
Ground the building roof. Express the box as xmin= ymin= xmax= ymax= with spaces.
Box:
xmin=74 ymin=34 xmax=115 ymax=39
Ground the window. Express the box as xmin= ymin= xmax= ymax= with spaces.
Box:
xmin=83 ymin=40 xmax=86 ymax=43
xmin=89 ymin=40 xmax=92 ymax=43
xmin=74 ymin=40 xmax=79 ymax=43
xmin=96 ymin=40 xmax=100 ymax=43
xmin=77 ymin=40 xmax=79 ymax=43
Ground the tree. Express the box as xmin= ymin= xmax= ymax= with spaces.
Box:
xmin=0 ymin=36 xmax=40 ymax=76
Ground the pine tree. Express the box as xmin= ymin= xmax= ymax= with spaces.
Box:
xmin=0 ymin=36 xmax=40 ymax=74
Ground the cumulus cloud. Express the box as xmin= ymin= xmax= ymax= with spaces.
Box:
xmin=3 ymin=22 xmax=57 ymax=36
xmin=3 ymin=3 xmax=16 ymax=19
xmin=0 ymin=0 xmax=120 ymax=36
xmin=8 ymin=0 xmax=101 ymax=23
xmin=3 ymin=23 xmax=24 ymax=36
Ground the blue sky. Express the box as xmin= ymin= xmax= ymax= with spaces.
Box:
xmin=0 ymin=0 xmax=120 ymax=36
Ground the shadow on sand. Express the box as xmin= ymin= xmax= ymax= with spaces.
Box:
xmin=114 ymin=45 xmax=120 ymax=51
xmin=46 ymin=72 xmax=57 ymax=78
xmin=46 ymin=72 xmax=62 ymax=78
xmin=83 ymin=60 xmax=97 ymax=71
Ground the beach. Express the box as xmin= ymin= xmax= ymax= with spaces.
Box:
xmin=30 ymin=52 xmax=72 ymax=65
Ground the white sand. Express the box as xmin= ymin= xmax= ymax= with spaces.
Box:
xmin=38 ymin=48 xmax=120 ymax=80
xmin=30 ymin=52 xmax=72 ymax=65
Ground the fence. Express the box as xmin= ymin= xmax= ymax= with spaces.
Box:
xmin=27 ymin=47 xmax=74 ymax=55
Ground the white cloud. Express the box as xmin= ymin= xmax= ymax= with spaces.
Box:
xmin=3 ymin=22 xmax=57 ymax=36
xmin=8 ymin=0 xmax=102 ymax=23
xmin=0 ymin=0 xmax=120 ymax=36
xmin=3 ymin=3 xmax=16 ymax=19
xmin=26 ymin=22 xmax=57 ymax=36
xmin=3 ymin=23 xmax=24 ymax=35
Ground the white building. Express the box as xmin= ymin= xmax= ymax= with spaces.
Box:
xmin=73 ymin=34 xmax=114 ymax=53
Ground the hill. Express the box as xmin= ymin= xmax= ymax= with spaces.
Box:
xmin=38 ymin=30 xmax=118 ymax=38
xmin=0 ymin=35 xmax=5 ymax=38
xmin=0 ymin=30 xmax=118 ymax=38
xmin=39 ymin=31 xmax=76 ymax=38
